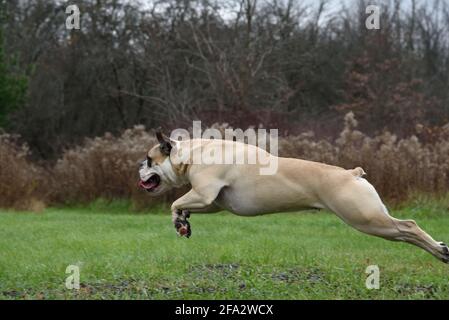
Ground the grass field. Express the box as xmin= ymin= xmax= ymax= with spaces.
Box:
xmin=1 ymin=202 xmax=449 ymax=300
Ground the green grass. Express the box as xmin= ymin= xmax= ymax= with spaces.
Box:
xmin=1 ymin=205 xmax=449 ymax=300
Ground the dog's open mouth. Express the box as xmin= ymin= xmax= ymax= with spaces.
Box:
xmin=139 ymin=174 xmax=161 ymax=192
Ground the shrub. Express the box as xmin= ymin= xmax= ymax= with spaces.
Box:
xmin=0 ymin=132 xmax=45 ymax=211
xmin=279 ymin=113 xmax=449 ymax=202
xmin=49 ymin=125 xmax=187 ymax=210
xmin=1 ymin=114 xmax=449 ymax=211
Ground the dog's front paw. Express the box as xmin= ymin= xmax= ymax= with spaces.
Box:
xmin=174 ymin=210 xmax=191 ymax=238
xmin=176 ymin=220 xmax=191 ymax=238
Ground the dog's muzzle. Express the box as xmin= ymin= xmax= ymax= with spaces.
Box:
xmin=138 ymin=159 xmax=162 ymax=192
xmin=139 ymin=174 xmax=161 ymax=192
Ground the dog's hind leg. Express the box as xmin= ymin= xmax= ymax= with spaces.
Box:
xmin=323 ymin=177 xmax=449 ymax=263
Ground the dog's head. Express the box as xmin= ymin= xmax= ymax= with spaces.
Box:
xmin=138 ymin=130 xmax=183 ymax=195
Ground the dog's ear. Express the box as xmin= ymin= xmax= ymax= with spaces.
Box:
xmin=156 ymin=128 xmax=172 ymax=156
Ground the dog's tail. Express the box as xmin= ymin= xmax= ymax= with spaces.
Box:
xmin=349 ymin=166 xmax=366 ymax=178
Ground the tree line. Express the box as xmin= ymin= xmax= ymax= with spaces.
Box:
xmin=1 ymin=0 xmax=448 ymax=159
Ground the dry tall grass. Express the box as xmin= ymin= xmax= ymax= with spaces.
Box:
xmin=0 ymin=133 xmax=46 ymax=211
xmin=280 ymin=113 xmax=449 ymax=202
xmin=49 ymin=126 xmax=187 ymax=210
xmin=1 ymin=114 xmax=448 ymax=211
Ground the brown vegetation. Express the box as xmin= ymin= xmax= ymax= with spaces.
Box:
xmin=1 ymin=113 xmax=448 ymax=211
xmin=0 ymin=132 xmax=46 ymax=211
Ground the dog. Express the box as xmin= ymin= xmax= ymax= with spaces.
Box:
xmin=138 ymin=130 xmax=449 ymax=263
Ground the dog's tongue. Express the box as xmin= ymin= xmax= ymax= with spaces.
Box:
xmin=139 ymin=180 xmax=158 ymax=190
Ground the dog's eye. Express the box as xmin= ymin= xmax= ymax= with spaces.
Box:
xmin=146 ymin=156 xmax=152 ymax=167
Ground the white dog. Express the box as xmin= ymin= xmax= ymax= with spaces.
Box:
xmin=138 ymin=131 xmax=449 ymax=263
